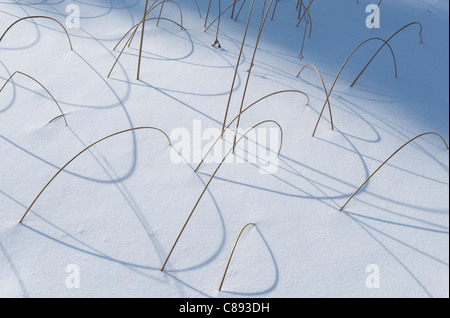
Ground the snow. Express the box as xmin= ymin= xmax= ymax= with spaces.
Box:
xmin=0 ymin=0 xmax=448 ymax=298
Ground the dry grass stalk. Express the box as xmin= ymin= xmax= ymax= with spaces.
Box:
xmin=221 ymin=0 xmax=256 ymax=132
xmin=270 ymin=0 xmax=279 ymax=21
xmin=108 ymin=0 xmax=185 ymax=79
xmin=297 ymin=0 xmax=303 ymax=19
xmin=113 ymin=0 xmax=179 ymax=50
xmin=297 ymin=0 xmax=312 ymax=59
xmin=196 ymin=90 xmax=309 ymax=172
xmin=233 ymin=0 xmax=248 ymax=21
xmin=161 ymin=120 xmax=283 ymax=271
xmin=204 ymin=0 xmax=244 ymax=32
xmin=153 ymin=0 xmax=184 ymax=28
xmin=189 ymin=0 xmax=202 ymax=18
xmin=137 ymin=0 xmax=151 ymax=80
xmin=0 ymin=16 xmax=73 ymax=50
xmin=218 ymin=223 xmax=256 ymax=291
xmin=232 ymin=0 xmax=276 ymax=153
xmin=18 ymin=127 xmax=172 ymax=224
xmin=340 ymin=132 xmax=449 ymax=211
xmin=296 ymin=64 xmax=333 ymax=133
xmin=297 ymin=0 xmax=313 ymax=27
xmin=231 ymin=0 xmax=239 ymax=19
xmin=313 ymin=37 xmax=398 ymax=137
xmin=213 ymin=0 xmax=223 ymax=47
xmin=205 ymin=0 xmax=213 ymax=27
xmin=351 ymin=22 xmax=423 ymax=87
xmin=0 ymin=71 xmax=68 ymax=126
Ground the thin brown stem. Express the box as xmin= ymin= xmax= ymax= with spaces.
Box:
xmin=351 ymin=22 xmax=422 ymax=87
xmin=0 ymin=71 xmax=68 ymax=127
xmin=234 ymin=0 xmax=248 ymax=21
xmin=161 ymin=120 xmax=283 ymax=271
xmin=298 ymin=0 xmax=303 ymax=19
xmin=137 ymin=0 xmax=150 ymax=80
xmin=218 ymin=223 xmax=256 ymax=291
xmin=113 ymin=0 xmax=160 ymax=51
xmin=371 ymin=0 xmax=383 ymax=24
xmin=205 ymin=0 xmax=243 ymax=32
xmin=221 ymin=0 xmax=256 ymax=132
xmin=297 ymin=0 xmax=314 ymax=27
xmin=108 ymin=1 xmax=184 ymax=78
xmin=108 ymin=25 xmax=139 ymax=78
xmin=298 ymin=10 xmax=309 ymax=60
xmin=48 ymin=114 xmax=66 ymax=124
xmin=340 ymin=132 xmax=449 ymax=211
xmin=231 ymin=0 xmax=238 ymax=18
xmin=128 ymin=0 xmax=186 ymax=48
xmin=193 ymin=0 xmax=202 ymax=18
xmin=157 ymin=0 xmax=166 ymax=27
xmin=197 ymin=90 xmax=308 ymax=172
xmin=296 ymin=64 xmax=333 ymax=133
xmin=233 ymin=0 xmax=275 ymax=153
xmin=18 ymin=127 xmax=172 ymax=224
xmin=205 ymin=0 xmax=213 ymax=27
xmin=313 ymin=37 xmax=398 ymax=137
xmin=0 ymin=16 xmax=73 ymax=50
xmin=271 ymin=0 xmax=278 ymax=21
xmin=151 ymin=0 xmax=184 ymax=28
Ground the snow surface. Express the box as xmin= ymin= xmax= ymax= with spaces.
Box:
xmin=0 ymin=0 xmax=448 ymax=298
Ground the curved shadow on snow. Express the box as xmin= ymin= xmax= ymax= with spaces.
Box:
xmin=163 ymin=271 xmax=213 ymax=298
xmin=219 ymin=226 xmax=279 ymax=296
xmin=21 ymin=221 xmax=168 ymax=284
xmin=335 ymin=94 xmax=450 ymax=173
xmin=0 ymin=59 xmax=17 ymax=113
xmin=0 ymin=239 xmax=30 ymax=297
xmin=110 ymin=30 xmax=246 ymax=98
xmin=4 ymin=156 xmax=227 ymax=282
xmin=344 ymin=211 xmax=448 ymax=298
xmin=0 ymin=6 xmax=42 ymax=51
xmin=345 ymin=211 xmax=449 ymax=235
xmin=157 ymin=148 xmax=227 ymax=273
xmin=1 ymin=0 xmax=139 ymax=41
xmin=123 ymin=26 xmax=195 ymax=62
xmin=0 ymin=25 xmax=140 ymax=184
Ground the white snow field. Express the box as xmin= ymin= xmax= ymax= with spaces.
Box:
xmin=0 ymin=0 xmax=448 ymax=298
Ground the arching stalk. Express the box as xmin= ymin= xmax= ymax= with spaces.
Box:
xmin=108 ymin=0 xmax=185 ymax=78
xmin=0 ymin=71 xmax=68 ymax=127
xmin=313 ymin=37 xmax=398 ymax=137
xmin=340 ymin=132 xmax=449 ymax=211
xmin=161 ymin=120 xmax=283 ymax=271
xmin=113 ymin=0 xmax=160 ymax=51
xmin=218 ymin=223 xmax=256 ymax=291
xmin=18 ymin=127 xmax=172 ymax=224
xmin=351 ymin=22 xmax=423 ymax=87
xmin=296 ymin=64 xmax=333 ymax=133
xmin=0 ymin=16 xmax=73 ymax=50
xmin=196 ymin=90 xmax=309 ymax=172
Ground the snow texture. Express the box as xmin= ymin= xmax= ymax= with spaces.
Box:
xmin=0 ymin=0 xmax=448 ymax=298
